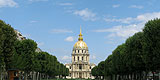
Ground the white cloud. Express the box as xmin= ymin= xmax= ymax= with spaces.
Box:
xmin=59 ymin=3 xmax=72 ymax=6
xmin=130 ymin=5 xmax=143 ymax=9
xmin=30 ymin=20 xmax=38 ymax=23
xmin=61 ymin=55 xmax=71 ymax=61
xmin=0 ymin=0 xmax=18 ymax=8
xmin=96 ymin=12 xmax=160 ymax=38
xmin=90 ymin=55 xmax=96 ymax=59
xmin=112 ymin=4 xmax=120 ymax=8
xmin=94 ymin=24 xmax=142 ymax=38
xmin=105 ymin=12 xmax=160 ymax=24
xmin=65 ymin=36 xmax=74 ymax=42
xmin=136 ymin=12 xmax=160 ymax=22
xmin=74 ymin=8 xmax=96 ymax=21
xmin=51 ymin=29 xmax=73 ymax=33
xmin=105 ymin=17 xmax=133 ymax=24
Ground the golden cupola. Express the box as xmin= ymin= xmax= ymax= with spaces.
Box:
xmin=73 ymin=27 xmax=88 ymax=49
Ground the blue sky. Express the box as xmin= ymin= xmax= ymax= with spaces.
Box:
xmin=1 ymin=0 xmax=160 ymax=64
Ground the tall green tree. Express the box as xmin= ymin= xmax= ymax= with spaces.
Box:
xmin=0 ymin=22 xmax=4 ymax=79
xmin=143 ymin=18 xmax=160 ymax=79
xmin=125 ymin=32 xmax=145 ymax=80
xmin=91 ymin=66 xmax=98 ymax=79
xmin=0 ymin=20 xmax=17 ymax=71
xmin=98 ymin=61 xmax=105 ymax=79
xmin=104 ymin=55 xmax=113 ymax=80
xmin=112 ymin=44 xmax=127 ymax=79
xmin=14 ymin=39 xmax=37 ymax=80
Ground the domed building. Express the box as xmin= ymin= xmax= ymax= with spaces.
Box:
xmin=65 ymin=28 xmax=96 ymax=79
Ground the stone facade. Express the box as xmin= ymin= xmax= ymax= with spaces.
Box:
xmin=65 ymin=28 xmax=96 ymax=79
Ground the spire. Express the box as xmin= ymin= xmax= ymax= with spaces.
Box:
xmin=80 ymin=26 xmax=82 ymax=35
xmin=78 ymin=26 xmax=83 ymax=41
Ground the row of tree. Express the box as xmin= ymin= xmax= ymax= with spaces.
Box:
xmin=91 ymin=18 xmax=160 ymax=80
xmin=0 ymin=20 xmax=69 ymax=80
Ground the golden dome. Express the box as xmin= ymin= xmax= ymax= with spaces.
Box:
xmin=74 ymin=41 xmax=88 ymax=48
xmin=73 ymin=27 xmax=88 ymax=48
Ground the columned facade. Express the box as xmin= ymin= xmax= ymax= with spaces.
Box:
xmin=65 ymin=27 xmax=95 ymax=79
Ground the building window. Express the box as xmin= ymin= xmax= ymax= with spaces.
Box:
xmin=82 ymin=50 xmax=83 ymax=53
xmin=82 ymin=57 xmax=83 ymax=61
xmin=70 ymin=66 xmax=71 ymax=69
xmin=74 ymin=56 xmax=75 ymax=61
xmin=78 ymin=56 xmax=79 ymax=61
xmin=79 ymin=65 xmax=82 ymax=69
xmin=78 ymin=50 xmax=79 ymax=53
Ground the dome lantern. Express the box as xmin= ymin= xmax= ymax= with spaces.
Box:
xmin=78 ymin=26 xmax=83 ymax=41
xmin=73 ymin=26 xmax=88 ymax=49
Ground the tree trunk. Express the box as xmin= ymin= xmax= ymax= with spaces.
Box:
xmin=32 ymin=71 xmax=34 ymax=80
xmin=40 ymin=73 xmax=42 ymax=80
xmin=36 ymin=72 xmax=39 ymax=80
xmin=140 ymin=72 xmax=142 ymax=80
xmin=115 ymin=74 xmax=117 ymax=80
xmin=152 ymin=71 xmax=155 ymax=80
xmin=131 ymin=74 xmax=132 ymax=80
xmin=134 ymin=73 xmax=136 ymax=80
xmin=19 ymin=72 xmax=21 ymax=80
xmin=111 ymin=75 xmax=112 ymax=80
xmin=24 ymin=72 xmax=28 ymax=80
xmin=1 ymin=72 xmax=2 ymax=80
xmin=145 ymin=71 xmax=148 ymax=80
xmin=47 ymin=75 xmax=48 ymax=80
xmin=127 ymin=74 xmax=129 ymax=80
xmin=0 ymin=72 xmax=2 ymax=80
xmin=5 ymin=71 xmax=8 ymax=80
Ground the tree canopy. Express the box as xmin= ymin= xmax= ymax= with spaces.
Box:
xmin=92 ymin=18 xmax=160 ymax=80
xmin=0 ymin=19 xmax=69 ymax=80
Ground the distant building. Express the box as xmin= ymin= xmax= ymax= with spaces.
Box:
xmin=14 ymin=30 xmax=26 ymax=40
xmin=65 ymin=28 xmax=96 ymax=79
xmin=14 ymin=30 xmax=42 ymax=53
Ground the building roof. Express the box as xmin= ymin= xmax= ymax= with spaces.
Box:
xmin=73 ymin=27 xmax=88 ymax=49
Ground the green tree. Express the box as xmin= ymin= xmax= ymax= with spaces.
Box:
xmin=143 ymin=18 xmax=160 ymax=80
xmin=65 ymin=68 xmax=69 ymax=77
xmin=125 ymin=32 xmax=145 ymax=80
xmin=97 ymin=61 xmax=105 ymax=79
xmin=0 ymin=22 xmax=5 ymax=80
xmin=10 ymin=40 xmax=24 ymax=70
xmin=0 ymin=20 xmax=17 ymax=80
xmin=0 ymin=20 xmax=17 ymax=71
xmin=14 ymin=39 xmax=37 ymax=80
xmin=104 ymin=55 xmax=113 ymax=80
xmin=112 ymin=44 xmax=127 ymax=80
xmin=91 ymin=66 xmax=98 ymax=79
